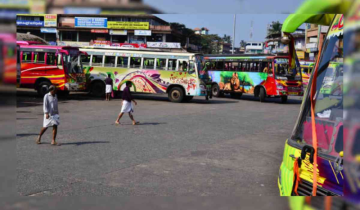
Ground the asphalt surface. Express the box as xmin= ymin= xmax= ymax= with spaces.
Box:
xmin=14 ymin=89 xmax=302 ymax=200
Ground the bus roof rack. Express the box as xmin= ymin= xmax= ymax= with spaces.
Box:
xmin=204 ymin=53 xmax=285 ymax=57
xmin=80 ymin=45 xmax=188 ymax=53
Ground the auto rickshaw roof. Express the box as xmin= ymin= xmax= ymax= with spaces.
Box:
xmin=282 ymin=0 xmax=351 ymax=33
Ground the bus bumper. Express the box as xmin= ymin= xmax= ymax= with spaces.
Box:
xmin=278 ymin=90 xmax=304 ymax=96
xmin=64 ymin=83 xmax=87 ymax=91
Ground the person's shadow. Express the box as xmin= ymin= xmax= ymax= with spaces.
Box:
xmin=138 ymin=122 xmax=167 ymax=126
xmin=60 ymin=141 xmax=110 ymax=146
xmin=38 ymin=141 xmax=110 ymax=146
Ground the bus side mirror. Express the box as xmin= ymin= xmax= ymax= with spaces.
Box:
xmin=281 ymin=32 xmax=290 ymax=45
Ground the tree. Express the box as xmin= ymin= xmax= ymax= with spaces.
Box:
xmin=170 ymin=22 xmax=186 ymax=32
xmin=222 ymin=34 xmax=231 ymax=43
xmin=267 ymin=21 xmax=282 ymax=36
xmin=240 ymin=40 xmax=246 ymax=48
xmin=200 ymin=34 xmax=222 ymax=54
xmin=170 ymin=22 xmax=196 ymax=47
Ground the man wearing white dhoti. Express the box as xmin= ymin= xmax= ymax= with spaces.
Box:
xmin=36 ymin=85 xmax=60 ymax=146
xmin=115 ymin=81 xmax=139 ymax=125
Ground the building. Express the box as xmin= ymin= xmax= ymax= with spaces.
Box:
xmin=46 ymin=0 xmax=160 ymax=14
xmin=0 ymin=0 xmax=159 ymax=27
xmin=245 ymin=41 xmax=264 ymax=54
xmin=194 ymin=27 xmax=209 ymax=35
xmin=292 ymin=28 xmax=306 ymax=60
xmin=218 ymin=42 xmax=231 ymax=54
xmin=264 ymin=21 xmax=296 ymax=54
xmin=229 ymin=47 xmax=241 ymax=54
xmin=16 ymin=14 xmax=183 ymax=50
xmin=305 ymin=23 xmax=329 ymax=61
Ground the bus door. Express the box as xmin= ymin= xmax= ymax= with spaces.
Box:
xmin=62 ymin=49 xmax=86 ymax=91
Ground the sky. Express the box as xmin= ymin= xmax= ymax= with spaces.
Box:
xmin=155 ymin=14 xmax=290 ymax=47
xmin=144 ymin=0 xmax=305 ymax=47
xmin=143 ymin=0 xmax=304 ymax=14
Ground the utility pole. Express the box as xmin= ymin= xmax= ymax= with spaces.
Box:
xmin=250 ymin=20 xmax=253 ymax=41
xmin=232 ymin=14 xmax=236 ymax=54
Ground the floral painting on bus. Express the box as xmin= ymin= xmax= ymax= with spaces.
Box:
xmin=85 ymin=66 xmax=201 ymax=96
xmin=208 ymin=71 xmax=269 ymax=94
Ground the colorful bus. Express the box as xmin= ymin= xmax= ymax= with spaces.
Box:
xmin=0 ymin=34 xmax=17 ymax=86
xmin=79 ymin=47 xmax=211 ymax=102
xmin=278 ymin=4 xmax=345 ymax=197
xmin=299 ymin=60 xmax=314 ymax=89
xmin=319 ymin=62 xmax=344 ymax=96
xmin=17 ymin=44 xmax=87 ymax=96
xmin=203 ymin=54 xmax=303 ymax=103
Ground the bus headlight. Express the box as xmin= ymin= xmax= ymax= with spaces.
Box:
xmin=277 ymin=85 xmax=284 ymax=90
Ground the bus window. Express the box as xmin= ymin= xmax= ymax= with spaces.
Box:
xmin=92 ymin=55 xmax=103 ymax=66
xmin=168 ymin=59 xmax=176 ymax=71
xmin=81 ymin=55 xmax=91 ymax=66
xmin=178 ymin=60 xmax=188 ymax=71
xmin=34 ymin=52 xmax=45 ymax=64
xmin=215 ymin=61 xmax=224 ymax=70
xmin=130 ymin=57 xmax=141 ymax=68
xmin=143 ymin=58 xmax=155 ymax=69
xmin=249 ymin=63 xmax=254 ymax=72
xmin=117 ymin=56 xmax=128 ymax=68
xmin=210 ymin=61 xmax=216 ymax=70
xmin=308 ymin=67 xmax=313 ymax=74
xmin=204 ymin=61 xmax=211 ymax=70
xmin=46 ymin=53 xmax=56 ymax=65
xmin=156 ymin=58 xmax=166 ymax=70
xmin=232 ymin=62 xmax=239 ymax=70
xmin=240 ymin=62 xmax=244 ymax=71
xmin=261 ymin=62 xmax=267 ymax=72
xmin=189 ymin=60 xmax=196 ymax=74
xmin=104 ymin=56 xmax=115 ymax=67
xmin=21 ymin=52 xmax=31 ymax=63
xmin=225 ymin=62 xmax=233 ymax=71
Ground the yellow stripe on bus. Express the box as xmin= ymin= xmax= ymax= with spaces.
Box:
xmin=21 ymin=75 xmax=65 ymax=79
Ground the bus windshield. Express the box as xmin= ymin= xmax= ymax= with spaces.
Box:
xmin=292 ymin=28 xmax=343 ymax=156
xmin=63 ymin=54 xmax=83 ymax=74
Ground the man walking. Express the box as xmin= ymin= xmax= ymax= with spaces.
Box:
xmin=115 ymin=81 xmax=139 ymax=125
xmin=36 ymin=85 xmax=60 ymax=146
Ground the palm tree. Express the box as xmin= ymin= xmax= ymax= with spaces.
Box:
xmin=240 ymin=40 xmax=246 ymax=48
xmin=222 ymin=34 xmax=231 ymax=43
xmin=267 ymin=21 xmax=282 ymax=36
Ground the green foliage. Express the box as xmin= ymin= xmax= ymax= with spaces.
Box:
xmin=267 ymin=21 xmax=282 ymax=36
xmin=240 ymin=40 xmax=247 ymax=48
xmin=170 ymin=22 xmax=231 ymax=54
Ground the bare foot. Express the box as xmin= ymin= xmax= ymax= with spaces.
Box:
xmin=51 ymin=141 xmax=60 ymax=146
xmin=36 ymin=137 xmax=41 ymax=144
xmin=132 ymin=121 xmax=140 ymax=125
xmin=115 ymin=121 xmax=120 ymax=125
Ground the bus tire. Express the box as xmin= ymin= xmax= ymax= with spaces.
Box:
xmin=212 ymin=84 xmax=221 ymax=97
xmin=91 ymin=81 xmax=105 ymax=97
xmin=168 ymin=87 xmax=184 ymax=103
xmin=183 ymin=96 xmax=193 ymax=102
xmin=281 ymin=96 xmax=288 ymax=103
xmin=259 ymin=88 xmax=266 ymax=102
xmin=37 ymin=81 xmax=51 ymax=96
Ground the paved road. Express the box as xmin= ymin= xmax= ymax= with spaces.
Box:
xmin=15 ymin=89 xmax=302 ymax=197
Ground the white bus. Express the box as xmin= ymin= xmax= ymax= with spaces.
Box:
xmin=80 ymin=47 xmax=211 ymax=102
